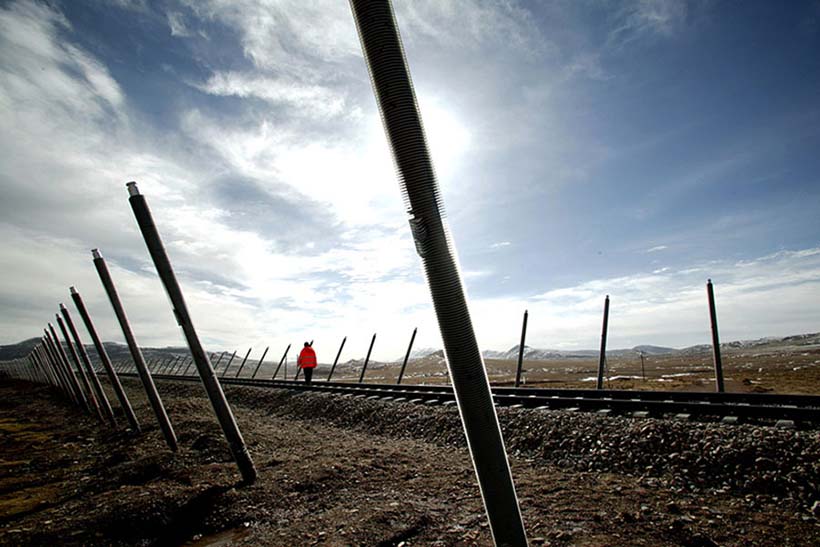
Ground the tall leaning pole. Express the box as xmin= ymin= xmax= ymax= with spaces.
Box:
xmin=125 ymin=182 xmax=257 ymax=485
xmin=348 ymin=1 xmax=527 ymax=545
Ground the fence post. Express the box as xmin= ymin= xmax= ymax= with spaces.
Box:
xmin=348 ymin=1 xmax=527 ymax=543
xmin=272 ymin=344 xmax=290 ymax=380
xmin=60 ymin=304 xmax=116 ymax=426
xmin=707 ymin=279 xmax=725 ymax=393
xmin=93 ymin=249 xmax=178 ymax=451
xmin=358 ymin=333 xmax=376 ymax=384
xmin=235 ymin=347 xmax=252 ymax=377
xmin=220 ymin=350 xmax=237 ymax=378
xmin=251 ymin=346 xmax=269 ymax=379
xmin=71 ymin=287 xmax=141 ymax=432
xmin=596 ymin=296 xmax=610 ymax=390
xmin=327 ymin=337 xmax=346 ymax=381
xmin=514 ymin=311 xmax=528 ymax=388
xmin=126 ymin=182 xmax=256 ymax=483
xmin=397 ymin=328 xmax=417 ymax=385
xmin=48 ymin=323 xmax=89 ymax=411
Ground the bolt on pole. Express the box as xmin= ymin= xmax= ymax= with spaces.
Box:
xmin=515 ymin=311 xmax=528 ymax=388
xmin=126 ymin=182 xmax=256 ymax=484
xmin=48 ymin=323 xmax=90 ymax=411
xmin=348 ymin=1 xmax=528 ymax=543
xmin=707 ymin=279 xmax=725 ymax=393
xmin=272 ymin=344 xmax=290 ymax=380
xmin=359 ymin=333 xmax=376 ymax=384
xmin=71 ymin=287 xmax=141 ymax=432
xmin=61 ymin=304 xmax=116 ymax=426
xmin=251 ymin=346 xmax=269 ymax=379
xmin=235 ymin=347 xmax=252 ymax=378
xmin=327 ymin=337 xmax=346 ymax=381
xmin=596 ymin=296 xmax=610 ymax=391
xmin=93 ymin=249 xmax=178 ymax=451
xmin=397 ymin=328 xmax=417 ymax=385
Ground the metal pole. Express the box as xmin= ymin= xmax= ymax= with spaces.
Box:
xmin=71 ymin=287 xmax=141 ymax=432
xmin=213 ymin=351 xmax=226 ymax=371
xmin=221 ymin=350 xmax=237 ymax=378
xmin=48 ymin=323 xmax=89 ymax=411
xmin=397 ymin=328 xmax=417 ymax=385
xmin=235 ymin=347 xmax=252 ymax=377
xmin=251 ymin=346 xmax=269 ymax=379
xmin=126 ymin=182 xmax=256 ymax=483
xmin=272 ymin=344 xmax=290 ymax=380
xmin=43 ymin=329 xmax=75 ymax=403
xmin=182 ymin=357 xmax=195 ymax=376
xmin=327 ymin=337 xmax=346 ymax=381
xmin=93 ymin=249 xmax=178 ymax=451
xmin=61 ymin=304 xmax=116 ymax=426
xmin=37 ymin=341 xmax=64 ymax=395
xmin=359 ymin=333 xmax=376 ymax=384
xmin=707 ymin=279 xmax=725 ymax=393
xmin=514 ymin=311 xmax=528 ymax=388
xmin=348 ymin=2 xmax=527 ymax=543
xmin=596 ymin=296 xmax=610 ymax=391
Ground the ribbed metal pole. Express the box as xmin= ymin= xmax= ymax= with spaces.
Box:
xmin=396 ymin=328 xmax=417 ymax=385
xmin=596 ymin=296 xmax=610 ymax=391
xmin=348 ymin=1 xmax=528 ymax=543
xmin=514 ymin=311 xmax=528 ymax=388
xmin=707 ymin=279 xmax=725 ymax=393
xmin=71 ymin=287 xmax=141 ymax=432
xmin=221 ymin=350 xmax=237 ymax=378
xmin=126 ymin=182 xmax=256 ymax=483
xmin=327 ymin=337 xmax=346 ymax=381
xmin=251 ymin=346 xmax=269 ymax=379
xmin=235 ymin=348 xmax=252 ymax=377
xmin=272 ymin=344 xmax=290 ymax=380
xmin=93 ymin=249 xmax=178 ymax=451
xmin=61 ymin=304 xmax=116 ymax=426
xmin=48 ymin=323 xmax=89 ymax=411
xmin=358 ymin=333 xmax=376 ymax=384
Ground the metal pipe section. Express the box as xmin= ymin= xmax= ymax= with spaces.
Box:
xmin=272 ymin=344 xmax=290 ymax=380
xmin=61 ymin=304 xmax=115 ymax=425
xmin=48 ymin=323 xmax=89 ymax=411
xmin=396 ymin=328 xmax=417 ymax=385
xmin=358 ymin=333 xmax=376 ymax=384
xmin=514 ymin=311 xmax=528 ymax=388
xmin=41 ymin=336 xmax=72 ymax=401
xmin=251 ymin=346 xmax=269 ymax=379
xmin=596 ymin=296 xmax=610 ymax=391
xmin=58 ymin=313 xmax=104 ymax=420
xmin=707 ymin=279 xmax=725 ymax=393
xmin=348 ymin=1 xmax=528 ymax=543
xmin=327 ymin=337 xmax=346 ymax=381
xmin=93 ymin=249 xmax=178 ymax=451
xmin=182 ymin=357 xmax=194 ymax=376
xmin=221 ymin=350 xmax=237 ymax=378
xmin=235 ymin=347 xmax=252 ymax=378
xmin=126 ymin=182 xmax=256 ymax=484
xmin=71 ymin=286 xmax=141 ymax=432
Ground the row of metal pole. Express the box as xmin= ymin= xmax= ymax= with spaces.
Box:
xmin=1 ymin=184 xmax=257 ymax=484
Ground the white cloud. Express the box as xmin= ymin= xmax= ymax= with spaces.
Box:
xmin=491 ymin=241 xmax=512 ymax=249
xmin=646 ymin=245 xmax=668 ymax=253
xmin=167 ymin=11 xmax=193 ymax=37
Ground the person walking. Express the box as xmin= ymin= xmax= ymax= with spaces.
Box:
xmin=297 ymin=342 xmax=317 ymax=384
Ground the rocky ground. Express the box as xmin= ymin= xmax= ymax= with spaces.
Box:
xmin=0 ymin=377 xmax=818 ymax=546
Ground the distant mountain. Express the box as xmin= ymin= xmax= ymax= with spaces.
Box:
xmin=632 ymin=345 xmax=676 ymax=356
xmin=0 ymin=338 xmax=40 ymax=360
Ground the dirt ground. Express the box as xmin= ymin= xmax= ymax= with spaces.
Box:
xmin=1 ymin=373 xmax=819 ymax=546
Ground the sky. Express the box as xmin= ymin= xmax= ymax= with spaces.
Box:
xmin=1 ymin=0 xmax=819 ymax=361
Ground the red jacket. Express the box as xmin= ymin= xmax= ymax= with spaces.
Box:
xmin=298 ymin=346 xmax=317 ymax=369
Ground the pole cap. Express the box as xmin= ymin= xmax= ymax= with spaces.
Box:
xmin=126 ymin=181 xmax=140 ymax=197
xmin=70 ymin=286 xmax=78 ymax=295
xmin=59 ymin=303 xmax=66 ymax=310
xmin=92 ymin=249 xmax=102 ymax=259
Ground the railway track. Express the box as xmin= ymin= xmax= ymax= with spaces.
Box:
xmin=131 ymin=372 xmax=820 ymax=425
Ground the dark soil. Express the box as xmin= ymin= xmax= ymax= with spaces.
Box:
xmin=0 ymin=378 xmax=818 ymax=546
